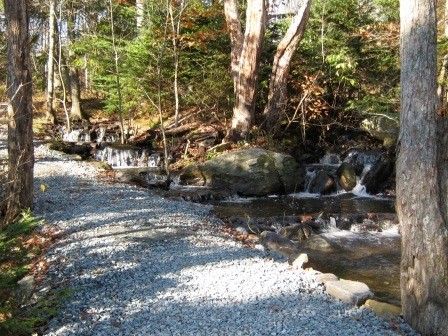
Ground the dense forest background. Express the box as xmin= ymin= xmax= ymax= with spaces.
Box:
xmin=0 ymin=0 xmax=408 ymax=155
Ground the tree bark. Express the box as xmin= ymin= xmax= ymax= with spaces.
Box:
xmin=225 ymin=0 xmax=267 ymax=142
xmin=262 ymin=0 xmax=311 ymax=134
xmin=398 ymin=1 xmax=448 ymax=334
xmin=45 ymin=0 xmax=57 ymax=124
xmin=136 ymin=0 xmax=144 ymax=33
xmin=3 ymin=0 xmax=34 ymax=225
xmin=224 ymin=0 xmax=244 ymax=91
xmin=66 ymin=8 xmax=87 ymax=122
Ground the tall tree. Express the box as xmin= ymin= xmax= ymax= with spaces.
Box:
xmin=224 ymin=0 xmax=267 ymax=141
xmin=3 ymin=0 xmax=34 ymax=225
xmin=398 ymin=0 xmax=448 ymax=334
xmin=262 ymin=0 xmax=311 ymax=134
xmin=46 ymin=0 xmax=57 ymax=123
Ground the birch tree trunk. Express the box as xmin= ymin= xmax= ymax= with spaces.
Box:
xmin=398 ymin=1 xmax=448 ymax=334
xmin=46 ymin=0 xmax=57 ymax=124
xmin=225 ymin=0 xmax=267 ymax=142
xmin=262 ymin=0 xmax=311 ymax=134
xmin=3 ymin=0 xmax=34 ymax=225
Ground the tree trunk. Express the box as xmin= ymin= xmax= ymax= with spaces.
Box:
xmin=66 ymin=8 xmax=87 ymax=122
xmin=398 ymin=1 xmax=448 ymax=334
xmin=225 ymin=0 xmax=267 ymax=142
xmin=69 ymin=65 xmax=87 ymax=121
xmin=224 ymin=0 xmax=244 ymax=91
xmin=3 ymin=0 xmax=34 ymax=225
xmin=136 ymin=0 xmax=144 ymax=33
xmin=45 ymin=0 xmax=57 ymax=124
xmin=262 ymin=0 xmax=311 ymax=134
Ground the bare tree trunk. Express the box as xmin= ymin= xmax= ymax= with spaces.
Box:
xmin=66 ymin=8 xmax=88 ymax=122
xmin=224 ymin=0 xmax=243 ymax=91
xmin=136 ymin=0 xmax=145 ymax=33
xmin=46 ymin=0 xmax=57 ymax=124
xmin=109 ymin=0 xmax=126 ymax=144
xmin=398 ymin=1 xmax=448 ymax=334
xmin=69 ymin=65 xmax=87 ymax=121
xmin=3 ymin=0 xmax=34 ymax=225
xmin=225 ymin=0 xmax=267 ymax=142
xmin=169 ymin=0 xmax=187 ymax=128
xmin=262 ymin=0 xmax=311 ymax=134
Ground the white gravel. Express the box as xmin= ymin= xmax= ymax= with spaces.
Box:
xmin=24 ymin=138 xmax=419 ymax=336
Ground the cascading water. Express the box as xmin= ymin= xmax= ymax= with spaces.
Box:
xmin=94 ymin=145 xmax=158 ymax=168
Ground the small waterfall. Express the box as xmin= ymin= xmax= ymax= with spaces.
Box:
xmin=298 ymin=149 xmax=391 ymax=196
xmin=63 ymin=129 xmax=92 ymax=142
xmin=94 ymin=145 xmax=156 ymax=168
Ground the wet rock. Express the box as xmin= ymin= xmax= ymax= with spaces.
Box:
xmin=259 ymin=231 xmax=299 ymax=258
xmin=364 ymin=299 xmax=402 ymax=319
xmin=179 ymin=148 xmax=305 ymax=196
xmin=325 ymin=279 xmax=373 ymax=306
xmin=279 ymin=223 xmax=312 ymax=241
xmin=308 ymin=170 xmax=337 ymax=195
xmin=361 ymin=156 xmax=394 ymax=194
xmin=336 ymin=162 xmax=357 ymax=191
xmin=301 ymin=235 xmax=337 ymax=252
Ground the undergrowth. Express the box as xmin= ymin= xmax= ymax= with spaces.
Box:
xmin=0 ymin=212 xmax=65 ymax=335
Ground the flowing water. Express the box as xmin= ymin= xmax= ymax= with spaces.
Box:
xmin=211 ymin=193 xmax=400 ymax=306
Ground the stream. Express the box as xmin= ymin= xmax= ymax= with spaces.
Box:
xmin=211 ymin=193 xmax=400 ymax=306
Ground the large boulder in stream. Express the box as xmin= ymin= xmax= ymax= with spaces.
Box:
xmin=179 ymin=148 xmax=305 ymax=196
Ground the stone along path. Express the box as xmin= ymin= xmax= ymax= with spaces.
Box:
xmin=11 ymin=134 xmax=418 ymax=335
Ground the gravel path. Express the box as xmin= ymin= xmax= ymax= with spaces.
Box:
xmin=0 ymin=127 xmax=418 ymax=335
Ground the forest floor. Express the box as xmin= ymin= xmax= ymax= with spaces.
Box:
xmin=0 ymin=127 xmax=415 ymax=335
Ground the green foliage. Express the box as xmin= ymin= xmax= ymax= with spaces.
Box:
xmin=285 ymin=0 xmax=400 ymax=139
xmin=0 ymin=212 xmax=64 ymax=336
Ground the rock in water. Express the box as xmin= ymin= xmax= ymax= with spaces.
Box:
xmin=259 ymin=231 xmax=299 ymax=258
xmin=179 ymin=148 xmax=305 ymax=196
xmin=279 ymin=223 xmax=312 ymax=241
xmin=336 ymin=162 xmax=357 ymax=191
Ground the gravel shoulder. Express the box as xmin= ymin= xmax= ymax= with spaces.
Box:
xmin=1 ymin=127 xmax=418 ymax=335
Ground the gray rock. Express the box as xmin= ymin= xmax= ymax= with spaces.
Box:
xmin=361 ymin=114 xmax=399 ymax=149
xmin=325 ymin=280 xmax=373 ymax=306
xmin=259 ymin=231 xmax=300 ymax=258
xmin=316 ymin=273 xmax=339 ymax=284
xmin=279 ymin=223 xmax=312 ymax=241
xmin=179 ymin=148 xmax=305 ymax=196
xmin=301 ymin=235 xmax=337 ymax=252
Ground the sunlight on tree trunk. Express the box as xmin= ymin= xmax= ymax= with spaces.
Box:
xmin=109 ymin=0 xmax=126 ymax=144
xmin=224 ymin=0 xmax=243 ymax=92
xmin=225 ymin=0 xmax=267 ymax=142
xmin=262 ymin=0 xmax=311 ymax=134
xmin=45 ymin=0 xmax=57 ymax=124
xmin=398 ymin=1 xmax=448 ymax=334
xmin=4 ymin=0 xmax=34 ymax=226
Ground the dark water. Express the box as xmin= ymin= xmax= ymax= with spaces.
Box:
xmin=211 ymin=193 xmax=395 ymax=218
xmin=211 ymin=194 xmax=401 ymax=306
